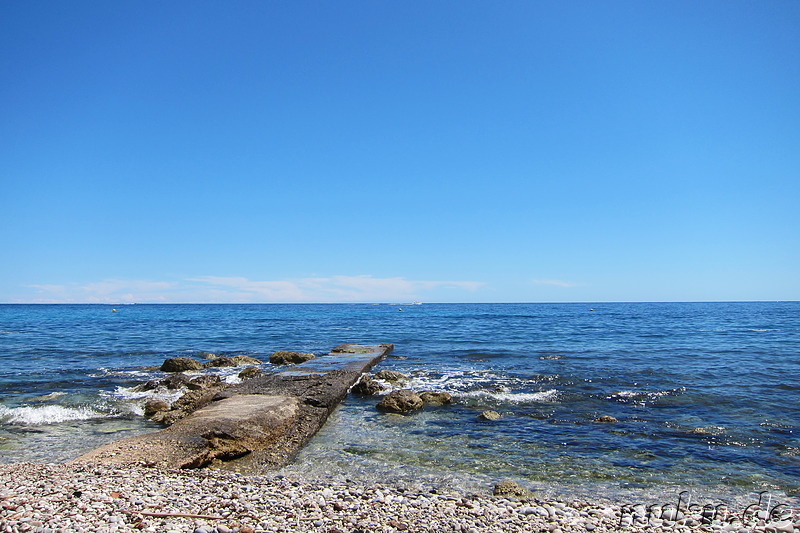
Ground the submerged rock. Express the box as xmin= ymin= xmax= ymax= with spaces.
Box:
xmin=269 ymin=351 xmax=315 ymax=365
xmin=376 ymin=390 xmax=423 ymax=414
xmin=419 ymin=391 xmax=453 ymax=406
xmin=160 ymin=358 xmax=202 ymax=372
xmin=478 ymin=410 xmax=502 ymax=421
xmin=593 ymin=415 xmax=618 ymax=423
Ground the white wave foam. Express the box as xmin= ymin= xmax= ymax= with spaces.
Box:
xmin=459 ymin=389 xmax=559 ymax=404
xmin=0 ymin=404 xmax=108 ymax=425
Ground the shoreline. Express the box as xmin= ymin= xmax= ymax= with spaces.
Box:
xmin=1 ymin=463 xmax=798 ymax=533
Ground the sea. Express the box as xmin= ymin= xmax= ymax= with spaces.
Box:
xmin=1 ymin=302 xmax=798 ymax=508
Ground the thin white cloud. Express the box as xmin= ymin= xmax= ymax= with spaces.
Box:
xmin=189 ymin=275 xmax=484 ymax=303
xmin=21 ymin=275 xmax=484 ymax=303
xmin=532 ymin=279 xmax=577 ymax=288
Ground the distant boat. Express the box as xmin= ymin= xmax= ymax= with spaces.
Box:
xmin=411 ymin=301 xmax=423 ymax=305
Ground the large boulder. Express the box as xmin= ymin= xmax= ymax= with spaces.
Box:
xmin=376 ymin=390 xmax=423 ymax=414
xmin=419 ymin=391 xmax=453 ymax=406
xmin=269 ymin=351 xmax=315 ymax=365
xmin=160 ymin=358 xmax=202 ymax=372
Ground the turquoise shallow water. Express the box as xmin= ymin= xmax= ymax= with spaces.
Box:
xmin=0 ymin=302 xmax=798 ymax=505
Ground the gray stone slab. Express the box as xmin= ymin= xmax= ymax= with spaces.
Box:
xmin=72 ymin=343 xmax=393 ymax=471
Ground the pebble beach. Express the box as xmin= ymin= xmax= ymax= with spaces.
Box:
xmin=1 ymin=463 xmax=798 ymax=533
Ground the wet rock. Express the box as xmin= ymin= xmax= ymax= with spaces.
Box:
xmin=131 ymin=379 xmax=160 ymax=393
xmin=376 ymin=390 xmax=424 ymax=414
xmin=478 ymin=410 xmax=501 ymax=421
xmin=351 ymin=374 xmax=386 ymax=396
xmin=374 ymin=369 xmax=408 ymax=383
xmin=143 ymin=399 xmax=169 ymax=418
xmin=187 ymin=375 xmax=222 ymax=390
xmin=160 ymin=358 xmax=202 ymax=372
xmin=269 ymin=351 xmax=315 ymax=365
xmin=203 ymin=356 xmax=237 ymax=368
xmin=593 ymin=415 xmax=618 ymax=423
xmin=238 ymin=366 xmax=263 ymax=380
xmin=232 ymin=355 xmax=262 ymax=365
xmin=162 ymin=373 xmax=192 ymax=389
xmin=493 ymin=480 xmax=532 ymax=498
xmin=419 ymin=391 xmax=453 ymax=406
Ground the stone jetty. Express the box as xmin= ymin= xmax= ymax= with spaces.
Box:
xmin=72 ymin=343 xmax=393 ymax=472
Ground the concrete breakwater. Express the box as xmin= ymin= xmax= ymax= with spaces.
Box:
xmin=72 ymin=344 xmax=393 ymax=472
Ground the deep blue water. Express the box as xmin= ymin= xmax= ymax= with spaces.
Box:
xmin=1 ymin=302 xmax=798 ymax=504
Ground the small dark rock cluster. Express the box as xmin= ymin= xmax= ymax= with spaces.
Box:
xmin=138 ymin=354 xmax=265 ymax=425
xmin=352 ymin=370 xmax=453 ymax=415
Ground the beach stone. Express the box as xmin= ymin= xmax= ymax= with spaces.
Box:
xmin=419 ymin=391 xmax=453 ymax=405
xmin=593 ymin=415 xmax=618 ymax=423
xmin=269 ymin=351 xmax=315 ymax=365
xmin=238 ymin=366 xmax=262 ymax=380
xmin=351 ymin=375 xmax=385 ymax=396
xmin=493 ymin=480 xmax=532 ymax=498
xmin=376 ymin=390 xmax=424 ymax=414
xmin=479 ymin=410 xmax=502 ymax=421
xmin=374 ymin=369 xmax=408 ymax=383
xmin=160 ymin=357 xmax=202 ymax=372
xmin=143 ymin=399 xmax=169 ymax=418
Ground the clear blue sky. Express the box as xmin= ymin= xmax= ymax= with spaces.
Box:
xmin=1 ymin=1 xmax=798 ymax=303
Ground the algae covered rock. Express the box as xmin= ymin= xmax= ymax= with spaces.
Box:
xmin=376 ymin=390 xmax=423 ymax=414
xmin=493 ymin=479 xmax=533 ymax=498
xmin=160 ymin=358 xmax=202 ymax=372
xmin=478 ymin=410 xmax=502 ymax=421
xmin=269 ymin=351 xmax=315 ymax=365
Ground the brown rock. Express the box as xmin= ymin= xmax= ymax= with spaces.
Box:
xmin=238 ymin=366 xmax=263 ymax=380
xmin=478 ymin=410 xmax=502 ymax=421
xmin=203 ymin=356 xmax=237 ymax=368
xmin=269 ymin=351 xmax=315 ymax=365
xmin=143 ymin=399 xmax=169 ymax=418
xmin=374 ymin=369 xmax=408 ymax=383
xmin=594 ymin=415 xmax=618 ymax=423
xmin=376 ymin=390 xmax=423 ymax=414
xmin=350 ymin=374 xmax=386 ymax=396
xmin=419 ymin=391 xmax=453 ymax=405
xmin=493 ymin=479 xmax=533 ymax=498
xmin=160 ymin=358 xmax=202 ymax=372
